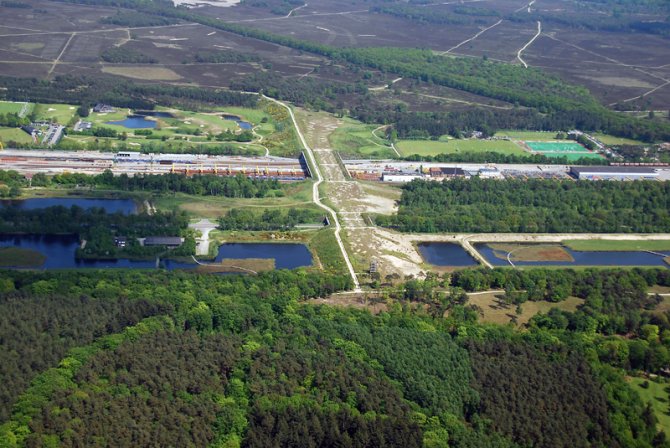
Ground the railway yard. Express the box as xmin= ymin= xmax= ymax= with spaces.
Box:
xmin=0 ymin=150 xmax=310 ymax=180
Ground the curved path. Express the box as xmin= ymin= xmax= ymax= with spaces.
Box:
xmin=262 ymin=95 xmax=361 ymax=291
xmin=517 ymin=21 xmax=541 ymax=68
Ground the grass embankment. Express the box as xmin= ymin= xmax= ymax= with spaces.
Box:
xmin=308 ymin=228 xmax=347 ymax=275
xmin=396 ymin=139 xmax=525 ymax=157
xmin=0 ymin=247 xmax=46 ymax=267
xmin=628 ymin=377 xmax=670 ymax=434
xmin=489 ymin=244 xmax=574 ymax=262
xmin=564 ymin=240 xmax=670 ymax=252
xmin=467 ymin=292 xmax=584 ymax=326
xmin=195 ymin=258 xmax=274 ymax=274
xmin=329 ymin=118 xmax=396 ymax=158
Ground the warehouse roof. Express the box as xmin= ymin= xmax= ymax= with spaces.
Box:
xmin=570 ymin=166 xmax=657 ymax=175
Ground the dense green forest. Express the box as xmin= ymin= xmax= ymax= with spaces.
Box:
xmin=376 ymin=178 xmax=670 ymax=233
xmin=0 ymin=268 xmax=668 ymax=447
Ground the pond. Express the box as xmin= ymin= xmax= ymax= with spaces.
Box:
xmin=474 ymin=243 xmax=670 ymax=267
xmin=0 ymin=236 xmax=312 ymax=271
xmin=215 ymin=243 xmax=313 ymax=270
xmin=222 ymin=114 xmax=253 ymax=130
xmin=418 ymin=242 xmax=478 ymax=267
xmin=0 ymin=198 xmax=138 ymax=214
xmin=105 ymin=115 xmax=157 ymax=129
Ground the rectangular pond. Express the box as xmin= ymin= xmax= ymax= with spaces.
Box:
xmin=215 ymin=243 xmax=312 ymax=270
xmin=418 ymin=242 xmax=478 ymax=267
xmin=475 ymin=243 xmax=670 ymax=267
xmin=0 ymin=198 xmax=138 ymax=214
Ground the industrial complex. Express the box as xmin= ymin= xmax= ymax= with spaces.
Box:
xmin=0 ymin=150 xmax=311 ymax=180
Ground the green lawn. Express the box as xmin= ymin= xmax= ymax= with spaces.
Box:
xmin=0 ymin=127 xmax=34 ymax=144
xmin=593 ymin=133 xmax=646 ymax=146
xmin=330 ymin=118 xmax=396 ymax=158
xmin=0 ymin=101 xmax=32 ymax=116
xmin=33 ymin=103 xmax=76 ymax=124
xmin=495 ymin=130 xmax=562 ymax=141
xmin=396 ymin=139 xmax=525 ymax=157
xmin=629 ymin=377 xmax=670 ymax=434
xmin=564 ymin=240 xmax=670 ymax=252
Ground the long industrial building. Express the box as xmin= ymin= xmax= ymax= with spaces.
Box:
xmin=0 ymin=150 xmax=310 ymax=181
xmin=569 ymin=166 xmax=659 ymax=180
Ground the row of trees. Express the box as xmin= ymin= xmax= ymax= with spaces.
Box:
xmin=217 ymin=207 xmax=323 ymax=231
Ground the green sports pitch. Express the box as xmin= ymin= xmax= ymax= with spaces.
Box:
xmin=526 ymin=141 xmax=603 ymax=160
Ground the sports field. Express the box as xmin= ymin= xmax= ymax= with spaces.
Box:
xmin=526 ymin=141 xmax=603 ymax=161
xmin=396 ymin=139 xmax=525 ymax=157
xmin=496 ymin=130 xmax=560 ymax=141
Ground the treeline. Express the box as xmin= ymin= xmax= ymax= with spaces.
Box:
xmin=402 ymin=150 xmax=607 ymax=165
xmin=376 ymin=178 xmax=670 ymax=233
xmin=370 ymin=4 xmax=490 ymax=25
xmin=51 ymin=137 xmax=263 ymax=156
xmin=217 ymin=207 xmax=323 ymax=231
xmin=0 ymin=112 xmax=29 ymax=128
xmin=49 ymin=170 xmax=283 ymax=198
xmin=101 ymin=46 xmax=157 ymax=64
xmin=192 ymin=49 xmax=260 ymax=64
xmin=0 ymin=205 xmax=189 ymax=237
xmin=0 ymin=75 xmax=258 ymax=113
xmin=0 ymin=170 xmax=25 ymax=197
xmin=241 ymin=0 xmax=304 ymax=16
xmin=99 ymin=10 xmax=179 ymax=27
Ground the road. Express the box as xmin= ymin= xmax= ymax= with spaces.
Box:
xmin=189 ymin=219 xmax=218 ymax=256
xmin=517 ymin=21 xmax=542 ymax=68
xmin=262 ymin=95 xmax=361 ymax=292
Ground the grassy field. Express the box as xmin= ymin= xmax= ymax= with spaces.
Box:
xmin=0 ymin=127 xmax=34 ymax=144
xmin=33 ymin=103 xmax=77 ymax=124
xmin=593 ymin=133 xmax=646 ymax=146
xmin=101 ymin=66 xmax=182 ymax=81
xmin=564 ymin=240 xmax=670 ymax=252
xmin=467 ymin=292 xmax=584 ymax=326
xmin=495 ymin=130 xmax=562 ymax=141
xmin=0 ymin=247 xmax=46 ymax=267
xmin=628 ymin=377 xmax=670 ymax=434
xmin=396 ymin=139 xmax=525 ymax=157
xmin=309 ymin=228 xmax=346 ymax=275
xmin=329 ymin=118 xmax=396 ymax=158
xmin=0 ymin=101 xmax=31 ymax=115
xmin=153 ymin=181 xmax=315 ymax=219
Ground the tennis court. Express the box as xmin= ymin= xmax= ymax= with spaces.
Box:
xmin=526 ymin=141 xmax=604 ymax=160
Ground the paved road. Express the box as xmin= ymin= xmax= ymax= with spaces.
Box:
xmin=189 ymin=219 xmax=218 ymax=256
xmin=263 ymin=95 xmax=361 ymax=292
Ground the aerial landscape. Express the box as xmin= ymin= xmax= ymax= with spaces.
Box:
xmin=0 ymin=0 xmax=670 ymax=446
